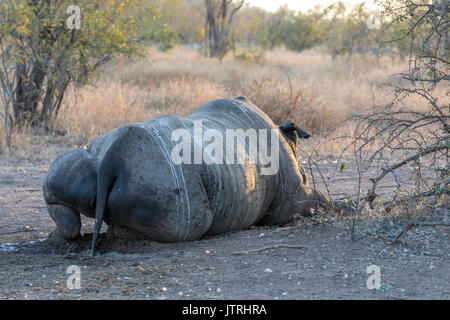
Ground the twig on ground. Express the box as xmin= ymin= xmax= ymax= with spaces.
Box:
xmin=367 ymin=143 xmax=449 ymax=209
xmin=0 ymin=226 xmax=35 ymax=236
xmin=390 ymin=222 xmax=450 ymax=245
xmin=378 ymin=221 xmax=450 ymax=255
xmin=233 ymin=244 xmax=307 ymax=255
xmin=365 ymin=230 xmax=392 ymax=242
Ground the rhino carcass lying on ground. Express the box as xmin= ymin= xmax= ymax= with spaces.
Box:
xmin=43 ymin=97 xmax=342 ymax=255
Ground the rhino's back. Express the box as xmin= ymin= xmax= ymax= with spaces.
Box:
xmin=187 ymin=98 xmax=305 ymax=233
xmin=84 ymin=98 xmax=306 ymax=236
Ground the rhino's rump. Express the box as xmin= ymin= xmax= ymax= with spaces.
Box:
xmin=85 ymin=98 xmax=305 ymax=238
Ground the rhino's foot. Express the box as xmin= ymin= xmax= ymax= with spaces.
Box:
xmin=106 ymin=224 xmax=150 ymax=240
xmin=48 ymin=227 xmax=82 ymax=243
xmin=332 ymin=200 xmax=356 ymax=215
xmin=46 ymin=204 xmax=81 ymax=240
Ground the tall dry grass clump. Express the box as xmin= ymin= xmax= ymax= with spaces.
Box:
xmin=58 ymin=49 xmax=408 ymax=137
xmin=3 ymin=47 xmax=435 ymax=157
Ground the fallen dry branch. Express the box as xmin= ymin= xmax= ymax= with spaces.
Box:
xmin=365 ymin=230 xmax=393 ymax=242
xmin=0 ymin=226 xmax=35 ymax=236
xmin=377 ymin=221 xmax=450 ymax=255
xmin=233 ymin=244 xmax=307 ymax=255
xmin=390 ymin=221 xmax=450 ymax=245
xmin=367 ymin=143 xmax=449 ymax=209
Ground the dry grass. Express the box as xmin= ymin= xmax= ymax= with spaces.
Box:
xmin=1 ymin=47 xmax=446 ymax=158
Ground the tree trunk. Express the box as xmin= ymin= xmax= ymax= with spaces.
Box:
xmin=13 ymin=60 xmax=47 ymax=128
xmin=204 ymin=0 xmax=244 ymax=59
xmin=375 ymin=43 xmax=381 ymax=66
xmin=39 ymin=83 xmax=55 ymax=128
xmin=346 ymin=32 xmax=353 ymax=61
xmin=440 ymin=0 xmax=449 ymax=60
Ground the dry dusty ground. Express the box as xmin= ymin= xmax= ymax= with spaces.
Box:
xmin=0 ymin=143 xmax=449 ymax=300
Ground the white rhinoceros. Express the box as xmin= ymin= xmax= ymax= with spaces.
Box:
xmin=43 ymin=97 xmax=338 ymax=256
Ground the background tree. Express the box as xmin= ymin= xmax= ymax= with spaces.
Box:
xmin=263 ymin=6 xmax=290 ymax=50
xmin=144 ymin=0 xmax=205 ymax=47
xmin=344 ymin=3 xmax=371 ymax=60
xmin=346 ymin=0 xmax=449 ymax=214
xmin=280 ymin=7 xmax=323 ymax=52
xmin=322 ymin=2 xmax=349 ymax=59
xmin=0 ymin=0 xmax=152 ymax=149
xmin=204 ymin=0 xmax=244 ymax=59
xmin=230 ymin=5 xmax=271 ymax=61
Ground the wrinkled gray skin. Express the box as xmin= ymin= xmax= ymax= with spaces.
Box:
xmin=43 ymin=97 xmax=339 ymax=255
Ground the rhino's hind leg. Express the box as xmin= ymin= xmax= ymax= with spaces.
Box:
xmin=257 ymin=187 xmax=336 ymax=226
xmin=106 ymin=224 xmax=149 ymax=240
xmin=47 ymin=204 xmax=81 ymax=240
xmin=299 ymin=188 xmax=356 ymax=215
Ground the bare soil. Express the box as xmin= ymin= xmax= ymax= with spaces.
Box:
xmin=0 ymin=147 xmax=449 ymax=300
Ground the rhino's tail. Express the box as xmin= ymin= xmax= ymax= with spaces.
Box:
xmin=91 ymin=149 xmax=117 ymax=257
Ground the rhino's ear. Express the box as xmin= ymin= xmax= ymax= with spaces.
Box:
xmin=295 ymin=127 xmax=311 ymax=139
xmin=279 ymin=122 xmax=311 ymax=139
